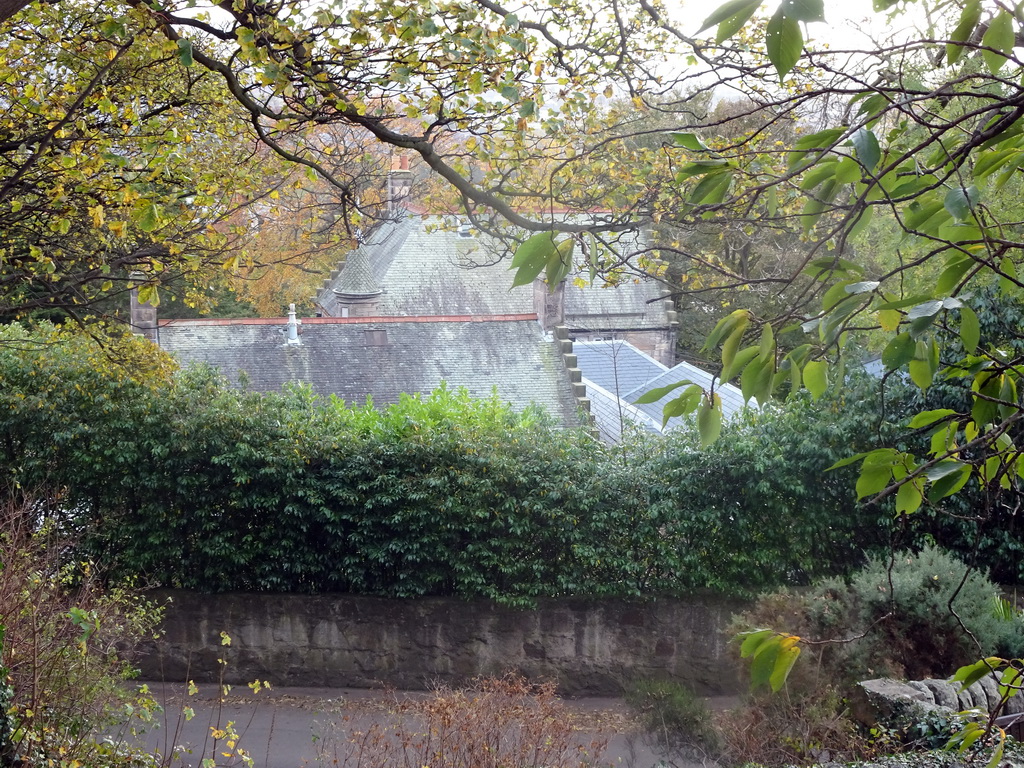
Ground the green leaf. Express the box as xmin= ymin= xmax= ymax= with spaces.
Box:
xmin=544 ymin=237 xmax=574 ymax=287
xmin=688 ymin=169 xmax=734 ymax=205
xmin=925 ymin=459 xmax=969 ymax=482
xmin=908 ymin=409 xmax=957 ymax=429
xmin=850 ymin=127 xmax=881 ymax=172
xmin=960 ymin=305 xmax=981 ymax=354
xmin=895 ymin=478 xmax=923 ymax=514
xmin=136 ymin=283 xmax=160 ymax=307
xmin=675 ymin=160 xmax=731 ymax=181
xmin=804 ymin=359 xmax=828 ymax=399
xmin=827 ymin=451 xmax=870 ymax=470
xmin=856 ymin=464 xmax=891 ymax=498
xmin=982 ymin=10 xmax=1014 ymax=74
xmin=704 ymin=309 xmax=751 ymax=353
xmin=769 ymin=640 xmax=801 ymax=692
xmin=780 ymin=0 xmax=824 ymax=22
xmin=697 ymin=0 xmax=763 ymax=42
xmin=177 ymin=38 xmax=194 ymax=67
xmin=670 ymin=132 xmax=710 ymax=151
xmin=788 ymin=128 xmax=846 ymax=171
xmin=882 ymin=332 xmax=915 ymax=370
xmin=765 ymin=7 xmax=802 ymax=81
xmin=944 ymin=186 xmax=981 ymax=222
xmin=947 ymin=0 xmax=981 ymax=65
xmin=803 ymin=256 xmax=863 ymax=280
xmin=741 ymin=354 xmax=774 ymax=404
xmin=661 ymin=386 xmax=704 ymax=425
xmin=633 ymin=380 xmax=693 ymax=405
xmin=697 ymin=396 xmax=723 ymax=447
xmin=738 ymin=629 xmax=774 ymax=658
xmin=908 ymin=340 xmax=938 ymax=390
xmin=721 ymin=345 xmax=761 ymax=383
xmin=906 ymin=300 xmax=943 ymax=321
xmin=136 ymin=202 xmax=162 ymax=233
xmin=936 ymin=256 xmax=974 ymax=295
xmin=928 ymin=464 xmax=972 ymax=501
xmin=952 ymin=658 xmax=1004 ymax=691
xmin=510 ymin=232 xmax=557 ymax=287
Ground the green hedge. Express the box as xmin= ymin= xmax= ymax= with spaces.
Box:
xmin=1 ymin=322 xmax=1011 ymax=601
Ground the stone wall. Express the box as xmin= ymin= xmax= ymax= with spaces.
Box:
xmin=136 ymin=592 xmax=747 ymax=696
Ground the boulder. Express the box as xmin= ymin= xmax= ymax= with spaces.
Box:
xmin=921 ymin=678 xmax=958 ymax=710
xmin=851 ymin=678 xmax=945 ymax=727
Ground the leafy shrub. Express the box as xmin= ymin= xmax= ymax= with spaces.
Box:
xmin=0 ymin=492 xmax=163 ymax=767
xmin=624 ymin=678 xmax=718 ymax=757
xmin=4 ymin=322 xmax=1021 ymax=602
xmin=714 ymin=685 xmax=866 ymax=768
xmin=828 ymin=545 xmax=1024 ymax=680
xmin=723 ymin=546 xmax=1024 ymax=766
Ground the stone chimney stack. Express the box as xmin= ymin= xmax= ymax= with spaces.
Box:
xmin=129 ymin=275 xmax=158 ymax=342
xmin=387 ymin=155 xmax=412 ymax=215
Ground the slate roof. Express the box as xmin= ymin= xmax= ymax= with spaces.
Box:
xmin=322 ymin=218 xmax=533 ymax=316
xmin=565 ymin=277 xmax=669 ymax=331
xmin=574 ymin=339 xmax=748 ymax=439
xmin=625 ymin=361 xmax=748 ymax=430
xmin=319 ymin=216 xmax=672 ymax=330
xmin=574 ymin=340 xmax=668 ymax=395
xmin=582 ymin=378 xmax=663 ymax=444
xmin=156 ymin=316 xmax=583 ymax=427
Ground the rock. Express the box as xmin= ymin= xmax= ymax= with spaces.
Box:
xmin=968 ymin=681 xmax=988 ymax=711
xmin=978 ymin=673 xmax=1000 ymax=712
xmin=851 ymin=678 xmax=946 ymax=727
xmin=922 ymin=678 xmax=958 ymax=710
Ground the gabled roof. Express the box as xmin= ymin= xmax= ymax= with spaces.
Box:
xmin=574 ymin=339 xmax=748 ymax=439
xmin=156 ymin=315 xmax=583 ymax=427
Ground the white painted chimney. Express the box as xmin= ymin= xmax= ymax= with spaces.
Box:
xmin=286 ymin=303 xmax=301 ymax=345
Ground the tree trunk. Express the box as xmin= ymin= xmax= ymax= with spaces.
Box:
xmin=0 ymin=0 xmax=35 ymax=26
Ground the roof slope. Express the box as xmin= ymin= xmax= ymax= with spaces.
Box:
xmin=320 ymin=216 xmax=671 ymax=329
xmin=574 ymin=339 xmax=748 ymax=438
xmin=626 ymin=361 xmax=747 ymax=429
xmin=157 ymin=316 xmax=582 ymax=427
xmin=573 ymin=340 xmax=667 ymax=395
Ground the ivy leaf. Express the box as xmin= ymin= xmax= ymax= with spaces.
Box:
xmin=765 ymin=7 xmax=802 ymax=81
